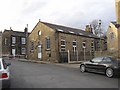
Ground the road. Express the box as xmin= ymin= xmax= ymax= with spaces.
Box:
xmin=6 ymin=59 xmax=119 ymax=88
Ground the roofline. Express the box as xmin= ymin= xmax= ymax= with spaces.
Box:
xmin=57 ymin=31 xmax=100 ymax=39
xmin=30 ymin=21 xmax=99 ymax=39
xmin=41 ymin=21 xmax=84 ymax=31
xmin=30 ymin=21 xmax=41 ymax=34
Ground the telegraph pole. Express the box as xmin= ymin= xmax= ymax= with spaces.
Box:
xmin=98 ymin=20 xmax=102 ymax=52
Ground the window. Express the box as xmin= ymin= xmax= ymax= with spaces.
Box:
xmin=12 ymin=37 xmax=16 ymax=44
xmin=91 ymin=40 xmax=94 ymax=51
xmin=21 ymin=48 xmax=26 ymax=54
xmin=31 ymin=41 xmax=34 ymax=51
xmin=109 ymin=32 xmax=115 ymax=41
xmin=61 ymin=39 xmax=66 ymax=51
xmin=38 ymin=31 xmax=42 ymax=36
xmin=46 ymin=37 xmax=50 ymax=50
xmin=5 ymin=38 xmax=7 ymax=45
xmin=82 ymin=41 xmax=86 ymax=49
xmin=21 ymin=38 xmax=26 ymax=44
xmin=92 ymin=57 xmax=103 ymax=63
xmin=73 ymin=40 xmax=77 ymax=52
xmin=103 ymin=57 xmax=112 ymax=63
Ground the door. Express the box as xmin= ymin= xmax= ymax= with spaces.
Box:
xmin=38 ymin=45 xmax=42 ymax=60
xmin=12 ymin=49 xmax=16 ymax=57
xmin=86 ymin=57 xmax=103 ymax=72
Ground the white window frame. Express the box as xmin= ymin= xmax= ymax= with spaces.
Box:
xmin=21 ymin=37 xmax=26 ymax=44
xmin=61 ymin=39 xmax=66 ymax=52
xmin=21 ymin=48 xmax=26 ymax=54
xmin=46 ymin=37 xmax=50 ymax=50
xmin=73 ymin=40 xmax=77 ymax=52
xmin=12 ymin=37 xmax=16 ymax=44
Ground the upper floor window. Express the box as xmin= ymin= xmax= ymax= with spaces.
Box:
xmin=46 ymin=37 xmax=50 ymax=50
xmin=61 ymin=39 xmax=66 ymax=52
xmin=73 ymin=40 xmax=77 ymax=52
xmin=21 ymin=37 xmax=26 ymax=44
xmin=109 ymin=32 xmax=115 ymax=41
xmin=4 ymin=38 xmax=7 ymax=45
xmin=12 ymin=37 xmax=16 ymax=44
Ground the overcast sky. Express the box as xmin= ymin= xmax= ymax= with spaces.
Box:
xmin=0 ymin=0 xmax=116 ymax=32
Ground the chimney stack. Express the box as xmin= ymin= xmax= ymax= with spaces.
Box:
xmin=85 ymin=25 xmax=93 ymax=33
xmin=10 ymin=27 xmax=13 ymax=31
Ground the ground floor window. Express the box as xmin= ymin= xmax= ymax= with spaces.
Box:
xmin=21 ymin=48 xmax=26 ymax=54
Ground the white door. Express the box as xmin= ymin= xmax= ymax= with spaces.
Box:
xmin=12 ymin=49 xmax=16 ymax=56
xmin=38 ymin=45 xmax=42 ymax=59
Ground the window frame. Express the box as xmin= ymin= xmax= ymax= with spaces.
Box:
xmin=12 ymin=36 xmax=16 ymax=44
xmin=73 ymin=40 xmax=77 ymax=52
xmin=21 ymin=37 xmax=26 ymax=45
xmin=21 ymin=48 xmax=26 ymax=55
xmin=46 ymin=37 xmax=51 ymax=50
xmin=60 ymin=39 xmax=66 ymax=52
xmin=92 ymin=57 xmax=103 ymax=63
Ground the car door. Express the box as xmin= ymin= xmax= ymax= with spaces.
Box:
xmin=86 ymin=57 xmax=103 ymax=72
xmin=98 ymin=57 xmax=112 ymax=72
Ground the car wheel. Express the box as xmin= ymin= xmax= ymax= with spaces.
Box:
xmin=106 ymin=68 xmax=114 ymax=78
xmin=80 ymin=65 xmax=86 ymax=72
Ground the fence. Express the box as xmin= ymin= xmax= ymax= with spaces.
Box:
xmin=59 ymin=50 xmax=94 ymax=63
xmin=95 ymin=50 xmax=120 ymax=59
xmin=2 ymin=54 xmax=26 ymax=60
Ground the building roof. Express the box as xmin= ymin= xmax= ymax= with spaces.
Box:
xmin=41 ymin=21 xmax=99 ymax=39
xmin=111 ymin=21 xmax=120 ymax=28
xmin=3 ymin=29 xmax=30 ymax=37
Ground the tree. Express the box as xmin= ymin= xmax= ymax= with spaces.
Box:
xmin=90 ymin=19 xmax=104 ymax=37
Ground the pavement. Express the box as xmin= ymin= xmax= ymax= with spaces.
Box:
xmin=18 ymin=58 xmax=81 ymax=69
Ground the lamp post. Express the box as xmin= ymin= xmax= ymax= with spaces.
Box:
xmin=98 ymin=20 xmax=102 ymax=52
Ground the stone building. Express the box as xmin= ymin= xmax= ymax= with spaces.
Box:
xmin=2 ymin=27 xmax=29 ymax=58
xmin=28 ymin=21 xmax=105 ymax=63
xmin=107 ymin=0 xmax=120 ymax=52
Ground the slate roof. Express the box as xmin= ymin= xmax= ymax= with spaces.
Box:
xmin=111 ymin=21 xmax=120 ymax=28
xmin=41 ymin=21 xmax=99 ymax=39
xmin=3 ymin=29 xmax=30 ymax=37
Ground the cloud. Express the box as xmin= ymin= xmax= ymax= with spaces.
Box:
xmin=0 ymin=0 xmax=116 ymax=32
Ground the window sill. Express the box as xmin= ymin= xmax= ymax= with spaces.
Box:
xmin=45 ymin=49 xmax=51 ymax=51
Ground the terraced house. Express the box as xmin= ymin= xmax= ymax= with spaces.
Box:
xmin=28 ymin=21 xmax=106 ymax=63
xmin=2 ymin=27 xmax=29 ymax=58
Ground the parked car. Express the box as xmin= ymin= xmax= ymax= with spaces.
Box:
xmin=0 ymin=58 xmax=11 ymax=89
xmin=80 ymin=56 xmax=120 ymax=78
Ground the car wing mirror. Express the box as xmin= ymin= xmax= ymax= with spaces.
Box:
xmin=7 ymin=63 xmax=11 ymax=66
xmin=90 ymin=60 xmax=94 ymax=63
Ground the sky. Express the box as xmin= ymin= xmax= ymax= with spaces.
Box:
xmin=0 ymin=0 xmax=116 ymax=32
